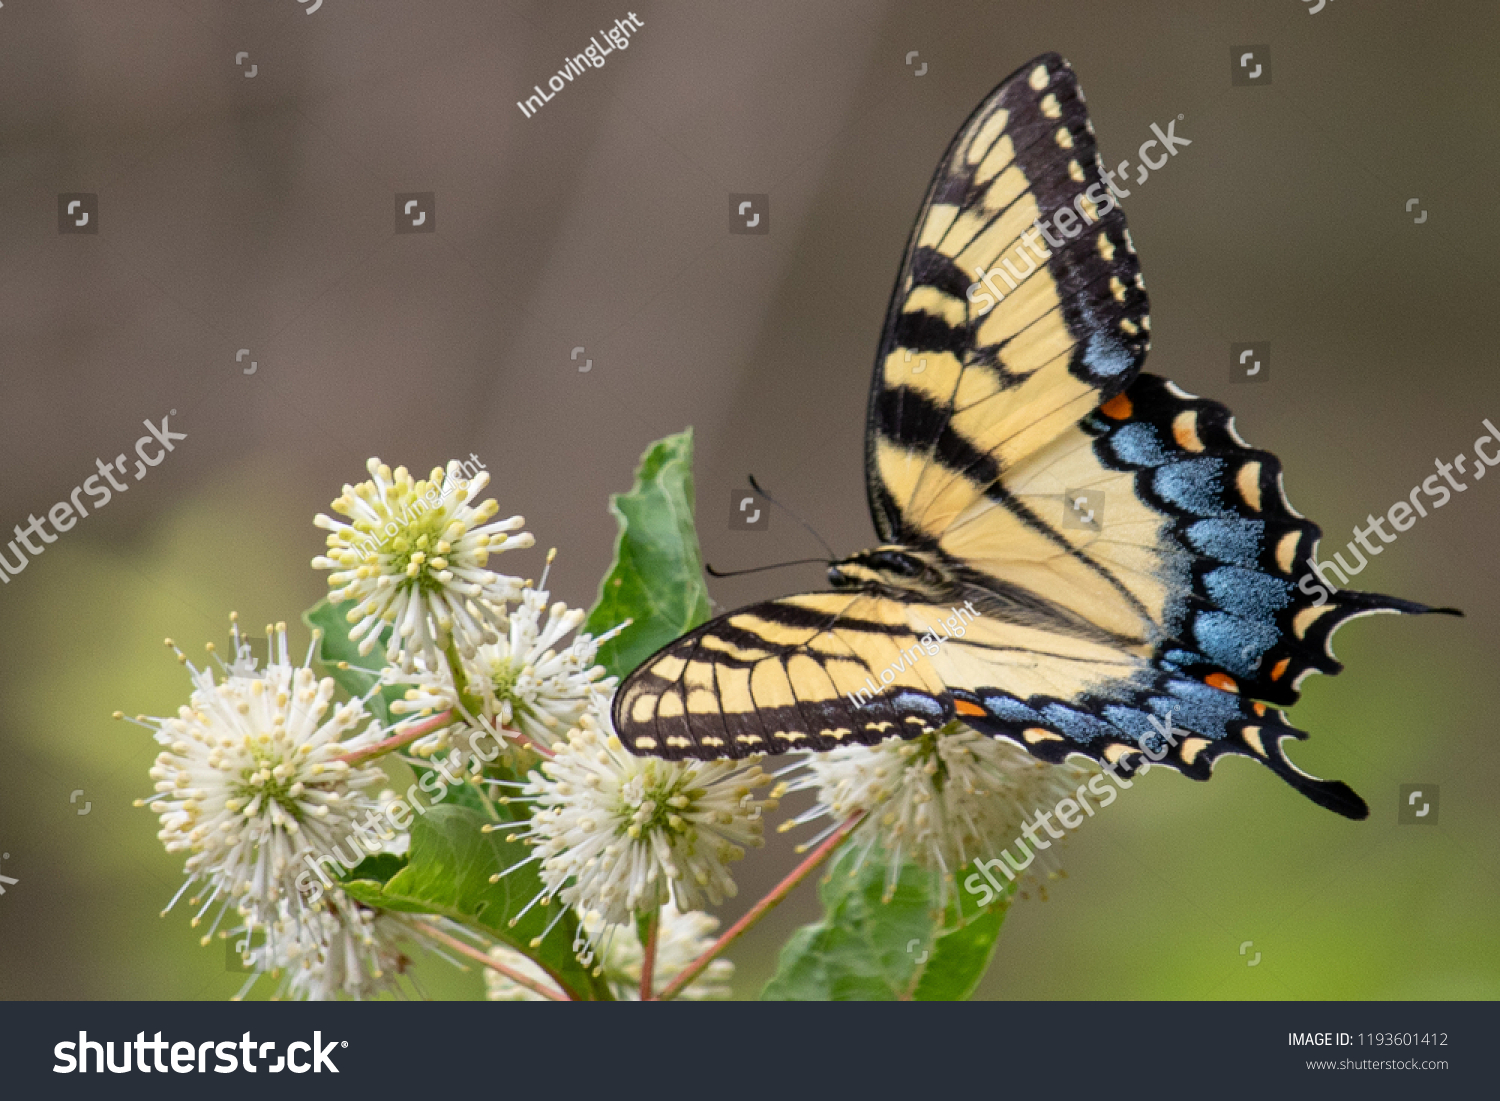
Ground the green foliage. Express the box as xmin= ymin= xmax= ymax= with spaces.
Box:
xmin=762 ymin=845 xmax=1010 ymax=1001
xmin=343 ymin=852 xmax=406 ymax=886
xmin=910 ymin=901 xmax=1007 ymax=1000
xmin=584 ymin=429 xmax=713 ymax=679
xmin=343 ymin=804 xmax=611 ymax=1001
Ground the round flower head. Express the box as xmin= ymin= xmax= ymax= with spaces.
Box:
xmin=312 ymin=458 xmax=533 ymax=670
xmin=237 ymin=892 xmax=414 ymax=1001
xmin=128 ymin=619 xmax=388 ymax=944
xmin=785 ymin=722 xmax=1096 ymax=904
xmin=484 ymin=904 xmax=733 ymax=1001
xmin=468 ymin=582 xmax=619 ymax=747
xmin=509 ymin=710 xmax=775 ymax=926
xmin=387 ymin=560 xmax=622 ymax=764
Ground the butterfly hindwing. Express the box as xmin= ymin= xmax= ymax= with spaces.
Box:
xmin=615 ymin=590 xmax=1372 ymax=818
xmin=893 ymin=601 xmax=1373 ymax=818
xmin=1080 ymin=372 xmax=1446 ymax=710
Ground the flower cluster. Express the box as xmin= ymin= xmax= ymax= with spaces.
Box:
xmin=239 ymin=894 xmax=416 ymax=1002
xmin=509 ymin=711 xmax=775 ymax=926
xmin=132 ymin=451 xmax=1111 ymax=1003
xmin=384 ymin=570 xmax=620 ymax=769
xmin=131 ymin=622 xmax=387 ymax=940
xmin=786 ymin=722 xmax=1095 ymax=905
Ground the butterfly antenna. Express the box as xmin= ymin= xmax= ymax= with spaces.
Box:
xmin=747 ymin=475 xmax=837 ymax=559
xmin=706 ymin=558 xmax=827 ymax=579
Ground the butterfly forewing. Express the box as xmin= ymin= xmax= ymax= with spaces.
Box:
xmin=867 ymin=52 xmax=1150 ymax=544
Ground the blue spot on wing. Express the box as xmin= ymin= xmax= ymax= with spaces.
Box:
xmin=1083 ymin=329 xmax=1134 ymax=378
xmin=892 ymin=691 xmax=944 ymax=721
xmin=1109 ymin=422 xmax=1169 ymax=467
xmin=1161 ymin=649 xmax=1197 ymax=670
xmin=1101 ymin=704 xmax=1165 ymax=746
xmin=1186 ymin=519 xmax=1266 ymax=568
xmin=1153 ymin=458 xmax=1232 ymax=518
xmin=1161 ymin=677 xmax=1247 ymax=740
xmin=981 ymin=695 xmax=1043 ymax=724
xmin=1204 ymin=566 xmax=1292 ymax=620
xmin=1039 ymin=704 xmax=1118 ymax=744
xmin=1193 ymin=611 xmax=1278 ymax=678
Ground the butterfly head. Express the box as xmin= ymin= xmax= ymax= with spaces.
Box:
xmin=828 ymin=545 xmax=954 ymax=602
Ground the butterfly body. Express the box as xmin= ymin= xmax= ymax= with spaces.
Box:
xmin=614 ymin=53 xmax=1456 ymax=821
xmin=827 ymin=546 xmax=951 ymax=599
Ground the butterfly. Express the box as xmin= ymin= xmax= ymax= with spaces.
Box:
xmin=613 ymin=52 xmax=1454 ymax=820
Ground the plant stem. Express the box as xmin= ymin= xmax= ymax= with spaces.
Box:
xmin=336 ymin=710 xmax=454 ymax=767
xmin=655 ymin=811 xmax=864 ymax=1002
xmin=415 ymin=921 xmax=569 ymax=1002
xmin=639 ymin=908 xmax=660 ymax=1000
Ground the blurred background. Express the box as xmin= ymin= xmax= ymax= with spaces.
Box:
xmin=0 ymin=0 xmax=1495 ymax=1000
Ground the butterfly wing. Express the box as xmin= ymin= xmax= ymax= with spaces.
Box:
xmin=611 ymin=587 xmax=1376 ymax=818
xmin=614 ymin=592 xmax=943 ymax=759
xmin=612 ymin=590 xmax=1147 ymax=761
xmin=918 ymin=370 xmax=1462 ymax=822
xmin=867 ymin=52 xmax=1149 ymax=544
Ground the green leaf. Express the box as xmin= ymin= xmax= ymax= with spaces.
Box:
xmin=910 ymin=900 xmax=1008 ymax=1001
xmin=302 ymin=598 xmax=401 ymax=726
xmin=344 ymin=852 xmax=406 ymax=886
xmin=760 ymin=845 xmax=1010 ymax=1001
xmin=584 ymin=429 xmax=712 ymax=679
xmin=342 ymin=803 xmax=611 ymax=1000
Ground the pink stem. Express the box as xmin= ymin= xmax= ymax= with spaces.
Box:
xmin=655 ymin=812 xmax=864 ymax=1002
xmin=639 ymin=909 xmax=660 ymax=1000
xmin=415 ymin=921 xmax=569 ymax=1002
xmin=336 ymin=710 xmax=454 ymax=767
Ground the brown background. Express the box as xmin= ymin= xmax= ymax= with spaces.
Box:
xmin=0 ymin=0 xmax=1495 ymax=1000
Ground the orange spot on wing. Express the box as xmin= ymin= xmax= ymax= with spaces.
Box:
xmin=1252 ymin=702 xmax=1266 ymax=717
xmin=954 ymin=699 xmax=986 ymax=717
xmin=1271 ymin=657 xmax=1290 ymax=681
xmin=1100 ymin=393 xmax=1133 ymax=420
xmin=1205 ymin=672 xmax=1238 ymax=693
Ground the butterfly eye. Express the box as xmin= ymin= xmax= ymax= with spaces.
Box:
xmin=872 ymin=550 xmax=923 ymax=577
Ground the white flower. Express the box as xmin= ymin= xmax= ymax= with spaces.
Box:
xmin=485 ymin=904 xmax=733 ymax=1001
xmin=386 ymin=573 xmax=620 ymax=761
xmin=128 ymin=621 xmax=388 ymax=945
xmin=238 ymin=893 xmax=413 ymax=1001
xmin=312 ymin=458 xmax=533 ymax=670
xmin=469 ymin=584 xmax=618 ymax=746
xmin=382 ymin=658 xmax=470 ymax=760
xmin=510 ymin=710 xmax=775 ymax=926
xmin=785 ymin=722 xmax=1096 ymax=904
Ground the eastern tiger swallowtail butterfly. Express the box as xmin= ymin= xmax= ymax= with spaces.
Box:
xmin=613 ymin=53 xmax=1455 ymax=820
